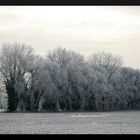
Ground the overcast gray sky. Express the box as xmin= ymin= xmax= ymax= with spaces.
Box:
xmin=0 ymin=6 xmax=140 ymax=69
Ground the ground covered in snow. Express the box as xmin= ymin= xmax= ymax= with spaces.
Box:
xmin=0 ymin=111 xmax=140 ymax=134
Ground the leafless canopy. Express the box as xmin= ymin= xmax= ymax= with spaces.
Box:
xmin=88 ymin=51 xmax=123 ymax=81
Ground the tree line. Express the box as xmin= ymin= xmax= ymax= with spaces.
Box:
xmin=0 ymin=43 xmax=140 ymax=112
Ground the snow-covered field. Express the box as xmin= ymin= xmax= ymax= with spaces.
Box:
xmin=0 ymin=111 xmax=140 ymax=134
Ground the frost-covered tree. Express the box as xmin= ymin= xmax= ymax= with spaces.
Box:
xmin=110 ymin=67 xmax=140 ymax=110
xmin=0 ymin=43 xmax=34 ymax=111
xmin=47 ymin=48 xmax=88 ymax=111
xmin=88 ymin=52 xmax=123 ymax=111
xmin=88 ymin=52 xmax=123 ymax=81
xmin=43 ymin=60 xmax=66 ymax=111
xmin=119 ymin=67 xmax=139 ymax=109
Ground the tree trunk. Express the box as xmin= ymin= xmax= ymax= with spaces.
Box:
xmin=7 ymin=87 xmax=18 ymax=112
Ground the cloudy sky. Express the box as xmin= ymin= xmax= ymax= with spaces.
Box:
xmin=0 ymin=6 xmax=140 ymax=69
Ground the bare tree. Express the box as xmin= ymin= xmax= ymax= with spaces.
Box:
xmin=88 ymin=51 xmax=123 ymax=81
xmin=0 ymin=43 xmax=34 ymax=111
